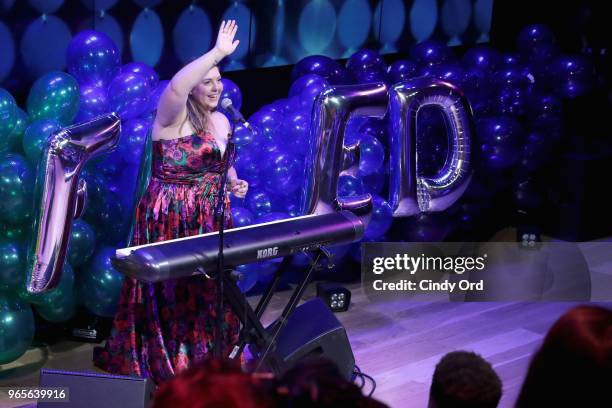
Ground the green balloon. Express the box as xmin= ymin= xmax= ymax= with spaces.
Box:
xmin=78 ymin=247 xmax=124 ymax=317
xmin=68 ymin=219 xmax=96 ymax=267
xmin=33 ymin=264 xmax=76 ymax=322
xmin=22 ymin=118 xmax=62 ymax=163
xmin=0 ymin=88 xmax=17 ymax=140
xmin=22 ymin=263 xmax=74 ymax=307
xmin=0 ymin=293 xmax=35 ymax=365
xmin=26 ymin=71 xmax=79 ymax=126
xmin=0 ymin=241 xmax=25 ymax=292
xmin=0 ymin=154 xmax=35 ymax=225
xmin=1 ymin=107 xmax=30 ymax=154
xmin=0 ymin=223 xmax=31 ymax=241
xmin=34 ymin=294 xmax=76 ymax=323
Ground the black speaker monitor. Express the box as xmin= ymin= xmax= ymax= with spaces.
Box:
xmin=39 ymin=369 xmax=155 ymax=408
xmin=267 ymin=297 xmax=355 ymax=380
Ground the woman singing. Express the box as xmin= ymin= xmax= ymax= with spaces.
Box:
xmin=94 ymin=20 xmax=249 ymax=384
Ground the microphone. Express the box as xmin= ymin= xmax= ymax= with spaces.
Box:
xmin=221 ymin=98 xmax=252 ymax=130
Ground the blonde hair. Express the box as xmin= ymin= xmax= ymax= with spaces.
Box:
xmin=185 ymin=93 xmax=211 ymax=135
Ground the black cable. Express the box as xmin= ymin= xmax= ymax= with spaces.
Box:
xmin=353 ymin=364 xmax=377 ymax=398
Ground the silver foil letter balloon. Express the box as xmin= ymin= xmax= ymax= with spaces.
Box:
xmin=301 ymin=82 xmax=388 ymax=215
xmin=388 ymin=77 xmax=473 ymax=216
xmin=26 ymin=113 xmax=121 ymax=294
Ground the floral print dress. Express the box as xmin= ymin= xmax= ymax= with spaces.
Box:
xmin=93 ymin=132 xmax=240 ymax=384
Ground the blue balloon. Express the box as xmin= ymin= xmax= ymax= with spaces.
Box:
xmin=280 ymin=110 xmax=311 ymax=154
xmin=263 ymin=151 xmax=302 ymax=194
xmin=386 ymin=59 xmax=418 ymax=84
xmin=279 ymin=96 xmax=303 ymax=116
xmin=67 ymin=219 xmax=96 ymax=267
xmin=235 ymin=264 xmax=258 ymax=293
xmin=493 ymin=65 xmax=532 ymax=89
xmin=118 ymin=118 xmax=151 ymax=164
xmin=256 ymin=212 xmax=290 ymax=224
xmin=108 ymin=72 xmax=152 ymax=120
xmin=346 ymin=49 xmax=386 ymax=78
xmin=476 ymin=117 xmax=523 ymax=169
xmin=517 ymin=24 xmax=557 ymax=62
xmin=234 ymin=148 xmax=261 ymax=190
xmin=232 ymin=122 xmax=255 ymax=148
xmin=291 ymin=55 xmax=348 ymax=85
xmin=526 ymin=92 xmax=562 ymax=140
xmin=274 ymin=198 xmax=302 ymax=217
xmin=23 ymin=119 xmax=62 ymax=163
xmin=361 ymin=171 xmax=385 ymax=195
xmin=290 ymin=74 xmax=330 ymax=111
xmin=551 ymin=54 xmax=595 ymax=99
xmin=519 ymin=131 xmax=551 ymax=173
xmin=231 ymin=206 xmax=254 ymax=227
xmin=220 ymin=78 xmax=242 ymax=110
xmin=364 ymin=195 xmax=393 ymax=239
xmin=249 ymin=109 xmax=283 ymax=146
xmin=74 ymin=85 xmax=109 ymax=123
xmin=462 ymin=46 xmax=502 ymax=73
xmin=0 ymin=88 xmax=17 ymax=141
xmin=495 ymin=86 xmax=528 ymax=116
xmin=143 ymin=79 xmax=168 ymax=117
xmin=410 ymin=40 xmax=453 ymax=67
xmin=421 ymin=63 xmax=468 ymax=89
xmin=357 ymin=134 xmax=385 ymax=175
xmin=67 ymin=30 xmax=120 ymax=88
xmin=338 ymin=174 xmax=364 ymax=197
xmin=246 ymin=191 xmax=272 ymax=218
xmin=502 ymin=53 xmax=522 ymax=67
xmin=78 ymin=247 xmax=124 ymax=317
xmin=289 ymin=74 xmax=327 ymax=98
xmin=121 ymin=61 xmax=159 ymax=89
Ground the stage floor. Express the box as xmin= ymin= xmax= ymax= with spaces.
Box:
xmin=2 ymin=233 xmax=611 ymax=407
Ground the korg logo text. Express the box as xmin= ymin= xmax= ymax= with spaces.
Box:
xmin=257 ymin=247 xmax=278 ymax=259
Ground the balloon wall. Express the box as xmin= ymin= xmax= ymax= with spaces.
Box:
xmin=0 ymin=21 xmax=602 ymax=364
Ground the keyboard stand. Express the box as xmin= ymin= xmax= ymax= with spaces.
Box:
xmin=224 ymin=248 xmax=331 ymax=375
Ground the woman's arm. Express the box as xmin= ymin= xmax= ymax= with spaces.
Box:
xmin=155 ymin=20 xmax=239 ymax=128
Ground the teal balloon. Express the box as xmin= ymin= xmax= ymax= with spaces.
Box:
xmin=26 ymin=71 xmax=79 ymax=125
xmin=23 ymin=119 xmax=62 ymax=163
xmin=78 ymin=247 xmax=124 ymax=317
xmin=0 ymin=241 xmax=25 ymax=292
xmin=0 ymin=88 xmax=17 ymax=140
xmin=1 ymin=107 xmax=29 ymax=153
xmin=19 ymin=263 xmax=74 ymax=307
xmin=0 ymin=154 xmax=35 ymax=225
xmin=33 ymin=264 xmax=75 ymax=322
xmin=34 ymin=292 xmax=75 ymax=322
xmin=67 ymin=220 xmax=96 ymax=267
xmin=0 ymin=224 xmax=31 ymax=241
xmin=0 ymin=293 xmax=34 ymax=365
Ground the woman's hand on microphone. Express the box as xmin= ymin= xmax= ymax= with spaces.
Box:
xmin=230 ymin=179 xmax=248 ymax=199
xmin=214 ymin=20 xmax=239 ymax=57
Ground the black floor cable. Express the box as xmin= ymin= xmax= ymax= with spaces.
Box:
xmin=353 ymin=364 xmax=377 ymax=398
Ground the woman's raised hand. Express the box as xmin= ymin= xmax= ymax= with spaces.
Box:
xmin=214 ymin=20 xmax=239 ymax=57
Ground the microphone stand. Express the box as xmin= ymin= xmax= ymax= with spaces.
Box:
xmin=213 ymin=120 xmax=236 ymax=359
